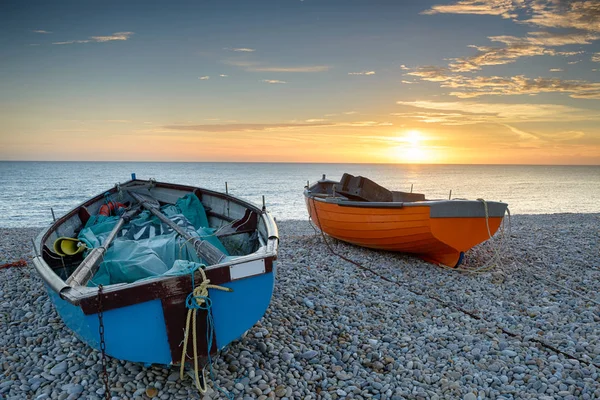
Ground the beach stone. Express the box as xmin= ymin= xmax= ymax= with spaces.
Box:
xmin=50 ymin=361 xmax=68 ymax=375
xmin=301 ymin=350 xmax=318 ymax=360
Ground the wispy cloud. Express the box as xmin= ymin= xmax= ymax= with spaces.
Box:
xmin=395 ymin=100 xmax=600 ymax=125
xmin=424 ymin=0 xmax=600 ymax=33
xmin=198 ymin=76 xmax=210 ymax=80
xmin=348 ymin=71 xmax=376 ymax=75
xmin=53 ymin=32 xmax=134 ymax=45
xmin=224 ymin=60 xmax=330 ymax=72
xmin=422 ymin=0 xmax=519 ymax=19
xmin=343 ymin=121 xmax=392 ymax=127
xmin=224 ymin=47 xmax=256 ymax=52
xmin=407 ymin=64 xmax=600 ymax=99
xmin=91 ymin=32 xmax=134 ymax=42
xmin=523 ymin=0 xmax=600 ymax=33
xmin=262 ymin=79 xmax=286 ymax=84
xmin=219 ymin=74 xmax=228 ymax=77
xmin=257 ymin=66 xmax=330 ymax=72
xmin=32 ymin=30 xmax=52 ymax=34
xmin=162 ymin=122 xmax=331 ymax=132
xmin=406 ymin=66 xmax=452 ymax=81
xmin=549 ymin=68 xmax=563 ymax=72
xmin=593 ymin=53 xmax=600 ymax=63
xmin=53 ymin=40 xmax=91 ymax=45
xmin=447 ymin=32 xmax=597 ymax=72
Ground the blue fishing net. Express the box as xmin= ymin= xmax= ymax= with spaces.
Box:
xmin=79 ymin=193 xmax=230 ymax=286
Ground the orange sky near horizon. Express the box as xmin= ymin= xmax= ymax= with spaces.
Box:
xmin=2 ymin=0 xmax=600 ymax=165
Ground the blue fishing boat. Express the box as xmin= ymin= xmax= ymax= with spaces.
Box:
xmin=32 ymin=178 xmax=278 ymax=387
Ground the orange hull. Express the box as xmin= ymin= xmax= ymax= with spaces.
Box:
xmin=305 ymin=197 xmax=504 ymax=267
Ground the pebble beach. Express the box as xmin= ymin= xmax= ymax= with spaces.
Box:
xmin=1 ymin=214 xmax=599 ymax=400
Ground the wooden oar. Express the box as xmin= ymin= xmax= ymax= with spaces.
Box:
xmin=127 ymin=191 xmax=227 ymax=266
xmin=66 ymin=207 xmax=140 ymax=287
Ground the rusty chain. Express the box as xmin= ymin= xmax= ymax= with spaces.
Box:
xmin=97 ymin=284 xmax=110 ymax=400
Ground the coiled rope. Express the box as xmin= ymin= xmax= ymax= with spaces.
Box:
xmin=179 ymin=264 xmax=233 ymax=395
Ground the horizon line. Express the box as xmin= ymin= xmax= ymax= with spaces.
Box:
xmin=0 ymin=160 xmax=598 ymax=167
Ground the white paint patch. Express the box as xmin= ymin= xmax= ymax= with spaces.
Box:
xmin=229 ymin=259 xmax=266 ymax=280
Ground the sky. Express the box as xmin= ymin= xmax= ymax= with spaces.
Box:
xmin=1 ymin=0 xmax=600 ymax=164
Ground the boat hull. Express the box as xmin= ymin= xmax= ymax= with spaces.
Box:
xmin=32 ymin=179 xmax=279 ymax=366
xmin=305 ymin=192 xmax=505 ymax=267
xmin=43 ymin=267 xmax=276 ymax=365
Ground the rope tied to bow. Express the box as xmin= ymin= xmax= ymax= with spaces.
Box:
xmin=179 ymin=264 xmax=232 ymax=393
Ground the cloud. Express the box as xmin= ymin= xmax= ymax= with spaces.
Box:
xmin=53 ymin=32 xmax=134 ymax=45
xmin=447 ymin=75 xmax=600 ymax=99
xmin=219 ymin=74 xmax=228 ymax=77
xmin=91 ymin=32 xmax=134 ymax=42
xmin=446 ymin=32 xmax=597 ymax=72
xmin=262 ymin=79 xmax=286 ymax=84
xmin=348 ymin=71 xmax=376 ymax=75
xmin=395 ymin=100 xmax=600 ymax=124
xmin=257 ymin=66 xmax=330 ymax=72
xmin=525 ymin=31 xmax=599 ymax=46
xmin=53 ymin=40 xmax=91 ymax=45
xmin=162 ymin=122 xmax=331 ymax=132
xmin=32 ymin=30 xmax=52 ymax=34
xmin=523 ymin=0 xmax=600 ymax=33
xmin=549 ymin=68 xmax=563 ymax=72
xmin=406 ymin=66 xmax=453 ymax=82
xmin=198 ymin=76 xmax=210 ymax=80
xmin=343 ymin=121 xmax=392 ymax=127
xmin=424 ymin=0 xmax=600 ymax=33
xmin=407 ymin=65 xmax=600 ymax=99
xmin=224 ymin=60 xmax=330 ymax=72
xmin=224 ymin=47 xmax=256 ymax=52
xmin=400 ymin=64 xmax=410 ymax=70
xmin=422 ymin=0 xmax=520 ymax=19
xmin=593 ymin=53 xmax=600 ymax=63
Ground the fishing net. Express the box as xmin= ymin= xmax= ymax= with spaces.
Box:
xmin=79 ymin=193 xmax=230 ymax=286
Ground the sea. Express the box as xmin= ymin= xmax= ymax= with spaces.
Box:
xmin=0 ymin=162 xmax=598 ymax=228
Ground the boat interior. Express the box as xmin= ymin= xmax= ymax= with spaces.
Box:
xmin=308 ymin=173 xmax=427 ymax=203
xmin=39 ymin=180 xmax=271 ymax=286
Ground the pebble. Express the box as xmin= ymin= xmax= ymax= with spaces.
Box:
xmin=1 ymin=216 xmax=599 ymax=399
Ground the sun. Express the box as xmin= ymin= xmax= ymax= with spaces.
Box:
xmin=406 ymin=130 xmax=421 ymax=146
xmin=390 ymin=130 xmax=430 ymax=163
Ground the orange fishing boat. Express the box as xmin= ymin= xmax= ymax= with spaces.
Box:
xmin=304 ymin=173 xmax=508 ymax=267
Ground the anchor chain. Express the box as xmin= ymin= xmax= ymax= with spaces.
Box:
xmin=97 ymin=284 xmax=110 ymax=400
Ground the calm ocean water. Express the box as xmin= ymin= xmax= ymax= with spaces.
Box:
xmin=0 ymin=162 xmax=598 ymax=228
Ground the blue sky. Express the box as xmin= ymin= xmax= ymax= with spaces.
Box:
xmin=1 ymin=0 xmax=599 ymax=164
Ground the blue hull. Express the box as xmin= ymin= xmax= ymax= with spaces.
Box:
xmin=46 ymin=265 xmax=276 ymax=364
